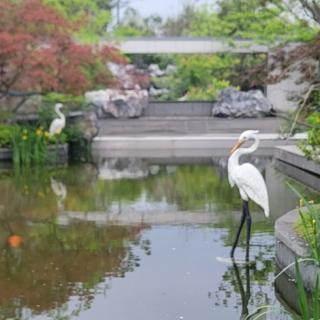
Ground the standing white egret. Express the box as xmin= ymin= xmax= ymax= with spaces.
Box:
xmin=49 ymin=103 xmax=65 ymax=137
xmin=228 ymin=130 xmax=269 ymax=261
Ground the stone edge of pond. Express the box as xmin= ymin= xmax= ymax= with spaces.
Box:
xmin=0 ymin=144 xmax=69 ymax=163
xmin=275 ymin=206 xmax=319 ymax=292
xmin=275 ymin=145 xmax=320 ymax=176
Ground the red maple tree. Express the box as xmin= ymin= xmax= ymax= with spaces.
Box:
xmin=0 ymin=0 xmax=125 ymax=111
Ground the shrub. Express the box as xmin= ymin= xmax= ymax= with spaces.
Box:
xmin=0 ymin=124 xmax=15 ymax=148
xmin=186 ymin=79 xmax=231 ymax=101
xmin=291 ymin=185 xmax=320 ymax=263
xmin=298 ymin=112 xmax=320 ymax=162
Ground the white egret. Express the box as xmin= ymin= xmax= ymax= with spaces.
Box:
xmin=228 ymin=130 xmax=269 ymax=261
xmin=49 ymin=103 xmax=66 ymax=137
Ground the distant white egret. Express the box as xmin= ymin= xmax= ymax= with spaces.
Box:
xmin=49 ymin=103 xmax=65 ymax=137
xmin=228 ymin=130 xmax=269 ymax=261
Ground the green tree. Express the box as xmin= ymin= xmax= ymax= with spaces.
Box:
xmin=44 ymin=0 xmax=113 ymax=42
xmin=189 ymin=0 xmax=317 ymax=42
xmin=113 ymin=7 xmax=162 ymax=37
xmin=161 ymin=3 xmax=197 ymax=36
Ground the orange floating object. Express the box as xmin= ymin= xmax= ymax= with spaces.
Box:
xmin=7 ymin=235 xmax=23 ymax=248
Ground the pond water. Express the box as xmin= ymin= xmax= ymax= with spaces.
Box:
xmin=0 ymin=157 xmax=319 ymax=320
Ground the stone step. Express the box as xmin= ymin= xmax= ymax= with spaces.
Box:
xmin=92 ymin=133 xmax=306 ymax=160
xmin=97 ymin=117 xmax=283 ymax=136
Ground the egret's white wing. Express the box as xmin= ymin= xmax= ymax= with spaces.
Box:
xmin=227 ymin=158 xmax=235 ymax=187
xmin=49 ymin=118 xmax=64 ymax=137
xmin=233 ymin=163 xmax=269 ymax=217
xmin=228 ymin=172 xmax=235 ymax=188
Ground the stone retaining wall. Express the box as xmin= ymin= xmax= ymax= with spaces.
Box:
xmin=143 ymin=101 xmax=214 ymax=117
xmin=275 ymin=207 xmax=319 ymax=292
xmin=0 ymin=144 xmax=69 ymax=164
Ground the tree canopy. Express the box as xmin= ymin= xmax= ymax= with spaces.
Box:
xmin=44 ymin=0 xmax=113 ymax=42
xmin=190 ymin=0 xmax=317 ymax=42
xmin=0 ymin=0 xmax=124 ymax=107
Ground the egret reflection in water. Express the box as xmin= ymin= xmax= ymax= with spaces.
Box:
xmin=50 ymin=177 xmax=67 ymax=211
xmin=232 ymin=260 xmax=251 ymax=319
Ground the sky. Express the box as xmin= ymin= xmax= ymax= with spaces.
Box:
xmin=123 ymin=0 xmax=209 ymax=18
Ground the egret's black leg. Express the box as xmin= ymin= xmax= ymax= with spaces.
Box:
xmin=230 ymin=201 xmax=247 ymax=258
xmin=244 ymin=201 xmax=251 ymax=261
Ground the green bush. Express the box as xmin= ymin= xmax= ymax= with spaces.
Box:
xmin=186 ymin=79 xmax=231 ymax=101
xmin=299 ymin=112 xmax=320 ymax=162
xmin=0 ymin=125 xmax=15 ymax=148
xmin=291 ymin=185 xmax=320 ymax=263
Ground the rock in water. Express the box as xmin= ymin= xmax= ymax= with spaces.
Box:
xmin=98 ymin=158 xmax=150 ymax=180
xmin=212 ymin=88 xmax=273 ymax=118
xmin=85 ymin=88 xmax=149 ymax=118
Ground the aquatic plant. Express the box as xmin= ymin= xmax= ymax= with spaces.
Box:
xmin=289 ymin=185 xmax=320 ymax=263
xmin=12 ymin=126 xmax=49 ymax=167
xmin=246 ymin=259 xmax=320 ymax=320
xmin=295 ymin=260 xmax=320 ymax=320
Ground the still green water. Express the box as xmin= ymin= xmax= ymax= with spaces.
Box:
xmin=0 ymin=158 xmax=318 ymax=320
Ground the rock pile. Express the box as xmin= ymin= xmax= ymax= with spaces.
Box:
xmin=212 ymin=88 xmax=274 ymax=118
xmin=85 ymin=88 xmax=149 ymax=119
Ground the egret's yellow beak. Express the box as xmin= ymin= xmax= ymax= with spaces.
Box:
xmin=229 ymin=139 xmax=245 ymax=155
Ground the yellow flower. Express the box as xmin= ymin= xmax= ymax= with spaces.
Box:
xmin=299 ymin=199 xmax=304 ymax=208
xmin=44 ymin=131 xmax=50 ymax=138
xmin=36 ymin=129 xmax=42 ymax=136
xmin=22 ymin=135 xmax=28 ymax=141
xmin=312 ymin=219 xmax=316 ymax=225
xmin=23 ymin=129 xmax=28 ymax=134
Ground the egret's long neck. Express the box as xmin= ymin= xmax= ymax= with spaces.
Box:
xmin=56 ymin=107 xmax=65 ymax=122
xmin=229 ymin=136 xmax=260 ymax=168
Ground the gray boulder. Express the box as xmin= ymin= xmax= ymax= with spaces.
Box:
xmin=212 ymin=88 xmax=273 ymax=118
xmin=85 ymin=89 xmax=149 ymax=118
xmin=148 ymin=64 xmax=165 ymax=77
xmin=108 ymin=62 xmax=150 ymax=90
xmin=77 ymin=111 xmax=99 ymax=141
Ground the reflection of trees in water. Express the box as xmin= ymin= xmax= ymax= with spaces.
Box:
xmin=0 ymin=217 xmax=151 ymax=319
xmin=144 ymin=165 xmax=242 ymax=211
xmin=0 ymin=159 xmax=274 ymax=217
xmin=3 ymin=156 xmax=317 ymax=219
xmin=59 ymin=162 xmax=244 ymax=212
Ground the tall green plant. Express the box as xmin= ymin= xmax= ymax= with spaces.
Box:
xmin=289 ymin=184 xmax=320 ymax=263
xmin=298 ymin=112 xmax=320 ymax=162
xmin=295 ymin=260 xmax=320 ymax=320
xmin=12 ymin=127 xmax=49 ymax=168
